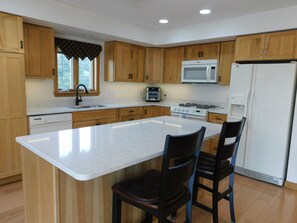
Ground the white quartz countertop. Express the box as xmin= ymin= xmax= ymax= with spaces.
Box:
xmin=27 ymin=101 xmax=227 ymax=116
xmin=16 ymin=116 xmax=222 ymax=181
xmin=27 ymin=101 xmax=175 ymax=116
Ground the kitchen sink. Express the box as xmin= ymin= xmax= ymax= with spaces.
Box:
xmin=68 ymin=105 xmax=105 ymax=109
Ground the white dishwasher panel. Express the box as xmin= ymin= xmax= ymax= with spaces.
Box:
xmin=29 ymin=113 xmax=73 ymax=134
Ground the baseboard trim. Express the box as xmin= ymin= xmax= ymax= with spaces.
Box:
xmin=284 ymin=181 xmax=297 ymax=190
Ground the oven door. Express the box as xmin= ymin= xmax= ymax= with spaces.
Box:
xmin=171 ymin=112 xmax=207 ymax=121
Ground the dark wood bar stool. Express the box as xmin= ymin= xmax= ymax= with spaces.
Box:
xmin=112 ymin=127 xmax=206 ymax=223
xmin=193 ymin=117 xmax=246 ymax=223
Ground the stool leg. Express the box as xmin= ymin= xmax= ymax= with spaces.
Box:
xmin=112 ymin=192 xmax=122 ymax=223
xmin=145 ymin=212 xmax=153 ymax=223
xmin=212 ymin=181 xmax=219 ymax=223
xmin=229 ymin=173 xmax=236 ymax=223
xmin=192 ymin=175 xmax=199 ymax=204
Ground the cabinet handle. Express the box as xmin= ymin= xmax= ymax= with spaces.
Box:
xmin=20 ymin=41 xmax=23 ymax=49
xmin=198 ymin=52 xmax=201 ymax=57
xmin=215 ymin=117 xmax=222 ymax=121
xmin=129 ymin=110 xmax=134 ymax=113
xmin=96 ymin=123 xmax=101 ymax=125
xmin=144 ymin=109 xmax=147 ymax=115
xmin=52 ymin=69 xmax=55 ymax=76
xmin=131 ymin=74 xmax=133 ymax=79
xmin=201 ymin=51 xmax=204 ymax=57
xmin=219 ymin=76 xmax=221 ymax=82
xmin=146 ymin=75 xmax=148 ymax=80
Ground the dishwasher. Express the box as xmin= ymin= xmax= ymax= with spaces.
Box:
xmin=28 ymin=113 xmax=73 ymax=134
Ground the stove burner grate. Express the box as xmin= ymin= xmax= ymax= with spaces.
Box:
xmin=179 ymin=103 xmax=218 ymax=109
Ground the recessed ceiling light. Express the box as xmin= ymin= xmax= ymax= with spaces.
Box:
xmin=199 ymin=9 xmax=211 ymax=15
xmin=159 ymin=19 xmax=169 ymax=24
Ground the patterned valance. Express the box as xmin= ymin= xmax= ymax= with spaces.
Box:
xmin=55 ymin=38 xmax=102 ymax=60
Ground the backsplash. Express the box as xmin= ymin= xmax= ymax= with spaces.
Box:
xmin=25 ymin=78 xmax=229 ymax=108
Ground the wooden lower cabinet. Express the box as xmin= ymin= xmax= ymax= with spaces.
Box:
xmin=143 ymin=106 xmax=171 ymax=119
xmin=143 ymin=106 xmax=154 ymax=118
xmin=205 ymin=112 xmax=227 ymax=155
xmin=118 ymin=107 xmax=143 ymax=122
xmin=154 ymin=106 xmax=171 ymax=116
xmin=72 ymin=109 xmax=118 ymax=128
xmin=21 ymin=148 xmax=162 ymax=223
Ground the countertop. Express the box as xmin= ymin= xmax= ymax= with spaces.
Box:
xmin=16 ymin=116 xmax=222 ymax=181
xmin=27 ymin=100 xmax=227 ymax=116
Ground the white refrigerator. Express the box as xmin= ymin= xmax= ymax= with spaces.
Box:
xmin=228 ymin=63 xmax=297 ymax=186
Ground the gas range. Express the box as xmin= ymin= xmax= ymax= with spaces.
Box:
xmin=171 ymin=103 xmax=219 ymax=120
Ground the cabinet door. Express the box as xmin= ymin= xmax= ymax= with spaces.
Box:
xmin=0 ymin=118 xmax=12 ymax=177
xmin=218 ymin=41 xmax=235 ymax=85
xmin=0 ymin=13 xmax=24 ymax=53
xmin=0 ymin=53 xmax=26 ymax=179
xmin=10 ymin=117 xmax=27 ymax=171
xmin=234 ymin=34 xmax=265 ymax=61
xmin=143 ymin=106 xmax=154 ymax=118
xmin=185 ymin=45 xmax=202 ymax=60
xmin=114 ymin=42 xmax=132 ymax=81
xmin=145 ymin=48 xmax=163 ymax=83
xmin=264 ymin=30 xmax=297 ymax=60
xmin=201 ymin=43 xmax=221 ymax=59
xmin=24 ymin=24 xmax=55 ymax=78
xmin=131 ymin=45 xmax=145 ymax=82
xmin=163 ymin=47 xmax=184 ymax=83
xmin=0 ymin=53 xmax=26 ymax=116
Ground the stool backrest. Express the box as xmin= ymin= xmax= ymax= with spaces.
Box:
xmin=159 ymin=126 xmax=206 ymax=208
xmin=215 ymin=117 xmax=246 ymax=173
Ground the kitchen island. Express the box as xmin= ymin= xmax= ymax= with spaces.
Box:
xmin=16 ymin=116 xmax=221 ymax=223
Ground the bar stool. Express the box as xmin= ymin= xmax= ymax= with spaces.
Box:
xmin=192 ymin=117 xmax=246 ymax=223
xmin=112 ymin=127 xmax=206 ymax=223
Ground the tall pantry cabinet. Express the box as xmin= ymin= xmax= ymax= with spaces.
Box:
xmin=0 ymin=13 xmax=27 ymax=183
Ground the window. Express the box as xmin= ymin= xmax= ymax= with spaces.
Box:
xmin=54 ymin=49 xmax=100 ymax=96
xmin=54 ymin=38 xmax=102 ymax=97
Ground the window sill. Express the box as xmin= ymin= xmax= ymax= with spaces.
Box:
xmin=54 ymin=90 xmax=100 ymax=97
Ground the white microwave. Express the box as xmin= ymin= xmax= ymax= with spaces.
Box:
xmin=181 ymin=59 xmax=218 ymax=83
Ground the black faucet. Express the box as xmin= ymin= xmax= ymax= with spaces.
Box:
xmin=75 ymin=84 xmax=89 ymax=106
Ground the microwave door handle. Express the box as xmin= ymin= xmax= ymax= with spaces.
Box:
xmin=206 ymin=66 xmax=210 ymax=81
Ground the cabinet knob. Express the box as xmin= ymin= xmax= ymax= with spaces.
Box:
xmin=20 ymin=41 xmax=24 ymax=49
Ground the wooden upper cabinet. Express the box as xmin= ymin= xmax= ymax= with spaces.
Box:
xmin=235 ymin=30 xmax=297 ymax=61
xmin=218 ymin=41 xmax=235 ymax=85
xmin=264 ymin=30 xmax=297 ymax=60
xmin=24 ymin=23 xmax=55 ymax=78
xmin=0 ymin=13 xmax=24 ymax=54
xmin=185 ymin=43 xmax=220 ymax=60
xmin=234 ymin=34 xmax=265 ymax=61
xmin=163 ymin=46 xmax=184 ymax=83
xmin=104 ymin=41 xmax=145 ymax=82
xmin=145 ymin=48 xmax=163 ymax=83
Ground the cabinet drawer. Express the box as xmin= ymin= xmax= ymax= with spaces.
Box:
xmin=118 ymin=114 xmax=143 ymax=122
xmin=73 ymin=117 xmax=118 ymax=128
xmin=72 ymin=109 xmax=118 ymax=122
xmin=118 ymin=107 xmax=143 ymax=116
xmin=208 ymin=112 xmax=227 ymax=124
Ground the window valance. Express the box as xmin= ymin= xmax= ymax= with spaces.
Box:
xmin=55 ymin=38 xmax=102 ymax=60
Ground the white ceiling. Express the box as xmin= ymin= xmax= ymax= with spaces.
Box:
xmin=53 ymin=0 xmax=297 ymax=30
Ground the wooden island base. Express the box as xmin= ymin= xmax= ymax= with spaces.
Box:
xmin=21 ymin=147 xmax=162 ymax=223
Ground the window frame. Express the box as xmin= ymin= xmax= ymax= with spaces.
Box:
xmin=54 ymin=47 xmax=100 ymax=97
